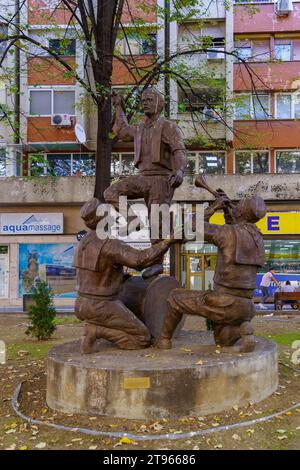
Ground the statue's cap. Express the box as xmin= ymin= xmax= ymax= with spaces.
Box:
xmin=237 ymin=196 xmax=266 ymax=223
xmin=80 ymin=198 xmax=101 ymax=229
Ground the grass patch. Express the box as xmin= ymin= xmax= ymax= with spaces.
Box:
xmin=54 ymin=316 xmax=80 ymax=326
xmin=257 ymin=331 xmax=300 ymax=345
xmin=7 ymin=341 xmax=57 ymax=360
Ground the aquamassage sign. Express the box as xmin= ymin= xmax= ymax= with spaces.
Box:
xmin=0 ymin=213 xmax=63 ymax=235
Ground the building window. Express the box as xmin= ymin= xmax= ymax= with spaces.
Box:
xmin=48 ymin=38 xmax=76 ymax=56
xmin=234 ymin=39 xmax=251 ymax=61
xmin=276 ymin=94 xmax=300 ymax=119
xmin=235 ymin=151 xmax=269 ymax=174
xmin=111 ymin=153 xmax=136 ymax=177
xmin=122 ymin=33 xmax=157 ymax=56
xmin=29 ymin=153 xmax=95 ymax=176
xmin=178 ymin=85 xmax=224 ymax=119
xmin=187 ymin=151 xmax=226 ymax=175
xmin=0 ymin=148 xmax=6 ymax=176
xmin=276 ymin=150 xmax=300 ymax=173
xmin=274 ymin=39 xmax=291 ymax=61
xmin=234 ymin=39 xmax=270 ymax=62
xmin=140 ymin=34 xmax=157 ymax=55
xmin=234 ymin=94 xmax=269 ymax=120
xmin=29 ymin=89 xmax=75 ymax=116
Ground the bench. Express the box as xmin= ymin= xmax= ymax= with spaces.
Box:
xmin=274 ymin=292 xmax=300 ymax=311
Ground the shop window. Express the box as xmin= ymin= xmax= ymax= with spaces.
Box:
xmin=198 ymin=152 xmax=226 ymax=175
xmin=276 ymin=150 xmax=300 ymax=173
xmin=234 ymin=94 xmax=269 ymax=120
xmin=274 ymin=39 xmax=291 ymax=61
xmin=19 ymin=243 xmax=77 ymax=298
xmin=235 ymin=151 xmax=269 ymax=174
xmin=256 ymin=240 xmax=300 ymax=296
xmin=276 ymin=93 xmax=300 ymax=119
xmin=48 ymin=38 xmax=76 ymax=56
xmin=29 ymin=89 xmax=75 ymax=116
xmin=0 ymin=148 xmax=6 ymax=176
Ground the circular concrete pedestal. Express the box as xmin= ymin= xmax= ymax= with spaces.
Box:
xmin=47 ymin=331 xmax=278 ymax=419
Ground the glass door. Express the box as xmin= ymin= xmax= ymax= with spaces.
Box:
xmin=0 ymin=246 xmax=9 ymax=298
xmin=184 ymin=253 xmax=217 ymax=290
xmin=186 ymin=255 xmax=204 ymax=290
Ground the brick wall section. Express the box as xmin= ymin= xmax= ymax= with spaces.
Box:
xmin=28 ymin=57 xmax=77 ymax=86
xmin=27 ymin=117 xmax=76 ymax=142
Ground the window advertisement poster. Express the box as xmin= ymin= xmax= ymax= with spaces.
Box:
xmin=19 ymin=243 xmax=77 ymax=298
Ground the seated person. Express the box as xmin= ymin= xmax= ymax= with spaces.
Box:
xmin=282 ymin=280 xmax=295 ymax=293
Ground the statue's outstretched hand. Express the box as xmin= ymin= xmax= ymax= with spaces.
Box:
xmin=169 ymin=169 xmax=184 ymax=188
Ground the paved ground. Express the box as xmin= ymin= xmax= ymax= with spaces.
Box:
xmin=0 ymin=313 xmax=300 ymax=450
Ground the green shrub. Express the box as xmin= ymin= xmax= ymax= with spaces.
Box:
xmin=25 ymin=281 xmax=56 ymax=340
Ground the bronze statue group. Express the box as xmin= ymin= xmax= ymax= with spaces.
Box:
xmin=74 ymin=88 xmax=266 ymax=355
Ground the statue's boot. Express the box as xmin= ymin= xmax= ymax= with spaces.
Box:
xmin=151 ymin=336 xmax=172 ymax=349
xmin=214 ymin=321 xmax=254 ymax=348
xmin=235 ymin=321 xmax=256 ymax=353
xmin=142 ymin=263 xmax=164 ymax=279
xmin=80 ymin=323 xmax=97 ymax=354
xmin=214 ymin=324 xmax=241 ymax=347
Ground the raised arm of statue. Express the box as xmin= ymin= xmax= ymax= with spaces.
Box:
xmin=112 ymin=93 xmax=135 ymax=141
xmin=104 ymin=238 xmax=172 ymax=271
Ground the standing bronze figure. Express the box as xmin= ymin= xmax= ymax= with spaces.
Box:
xmin=74 ymin=198 xmax=177 ymax=354
xmin=154 ymin=181 xmax=266 ymax=353
xmin=104 ymin=87 xmax=187 ymax=278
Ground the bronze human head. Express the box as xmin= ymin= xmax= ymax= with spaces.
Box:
xmin=233 ymin=196 xmax=267 ymax=223
xmin=141 ymin=87 xmax=164 ymax=116
xmin=80 ymin=197 xmax=102 ymax=230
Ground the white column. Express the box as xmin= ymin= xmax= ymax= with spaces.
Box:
xmin=225 ymin=2 xmax=234 ymax=143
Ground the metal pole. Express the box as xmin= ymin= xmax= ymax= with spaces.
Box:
xmin=164 ymin=0 xmax=170 ymax=118
xmin=14 ymin=0 xmax=20 ymax=145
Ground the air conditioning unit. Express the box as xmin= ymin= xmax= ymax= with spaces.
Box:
xmin=207 ymin=48 xmax=225 ymax=60
xmin=51 ymin=114 xmax=72 ymax=126
xmin=276 ymin=0 xmax=293 ymax=16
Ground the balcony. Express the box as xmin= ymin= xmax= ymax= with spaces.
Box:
xmin=0 ymin=174 xmax=299 ymax=205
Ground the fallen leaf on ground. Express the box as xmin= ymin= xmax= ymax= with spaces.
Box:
xmin=119 ymin=437 xmax=136 ymax=445
xmin=35 ymin=442 xmax=47 ymax=449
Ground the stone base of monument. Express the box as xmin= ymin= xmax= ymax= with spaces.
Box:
xmin=46 ymin=331 xmax=278 ymax=420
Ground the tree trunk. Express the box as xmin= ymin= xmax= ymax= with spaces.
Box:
xmin=93 ymin=94 xmax=112 ymax=201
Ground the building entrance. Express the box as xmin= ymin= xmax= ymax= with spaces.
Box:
xmin=182 ymin=252 xmax=217 ymax=290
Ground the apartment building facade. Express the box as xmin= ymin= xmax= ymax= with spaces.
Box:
xmin=0 ymin=0 xmax=299 ymax=308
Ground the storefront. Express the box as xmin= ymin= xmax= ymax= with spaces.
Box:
xmin=0 ymin=212 xmax=77 ymax=309
xmin=180 ymin=211 xmax=300 ymax=298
